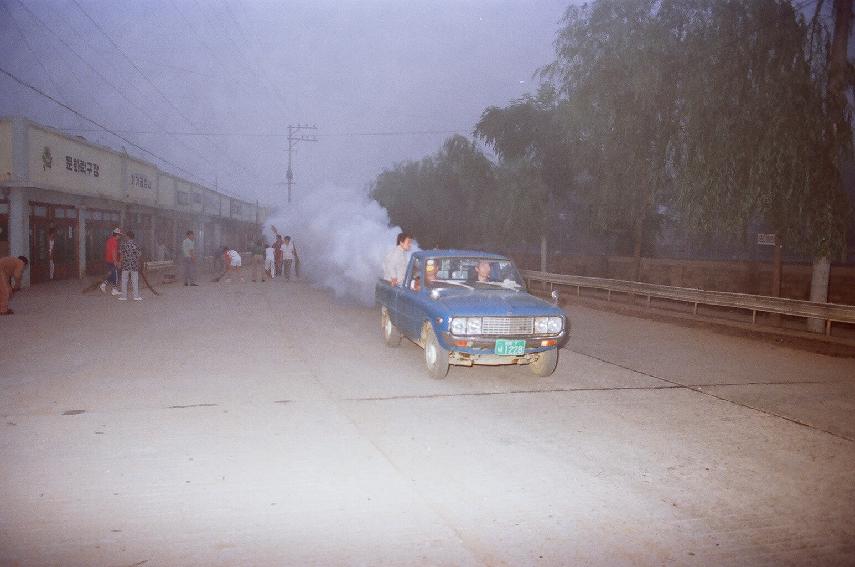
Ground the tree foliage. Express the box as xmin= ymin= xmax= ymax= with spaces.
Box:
xmin=371 ymin=0 xmax=852 ymax=265
xmin=673 ymin=0 xmax=850 ymax=257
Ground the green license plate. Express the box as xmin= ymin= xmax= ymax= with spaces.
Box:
xmin=495 ymin=339 xmax=526 ymax=356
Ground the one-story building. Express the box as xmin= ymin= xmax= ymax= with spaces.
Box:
xmin=0 ymin=117 xmax=267 ymax=287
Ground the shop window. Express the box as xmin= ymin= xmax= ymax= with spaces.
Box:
xmin=92 ymin=211 xmax=103 ymax=221
xmin=32 ymin=205 xmax=47 ymax=217
xmin=55 ymin=208 xmax=66 ymax=218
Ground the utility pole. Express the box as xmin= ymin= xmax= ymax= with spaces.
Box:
xmin=286 ymin=124 xmax=318 ymax=204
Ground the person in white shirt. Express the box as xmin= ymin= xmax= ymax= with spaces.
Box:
xmin=222 ymin=247 xmax=244 ymax=283
xmin=47 ymin=228 xmax=56 ymax=280
xmin=281 ymin=236 xmax=298 ymax=281
xmin=383 ymin=232 xmax=412 ymax=286
xmin=264 ymin=242 xmax=276 ymax=279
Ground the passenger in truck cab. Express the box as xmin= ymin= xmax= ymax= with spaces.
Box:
xmin=474 ymin=260 xmax=493 ymax=282
xmin=409 ymin=259 xmax=421 ymax=291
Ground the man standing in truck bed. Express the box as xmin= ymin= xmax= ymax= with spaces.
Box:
xmin=383 ymin=232 xmax=412 ymax=286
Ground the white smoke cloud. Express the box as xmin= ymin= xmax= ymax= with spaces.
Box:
xmin=263 ymin=184 xmax=416 ymax=305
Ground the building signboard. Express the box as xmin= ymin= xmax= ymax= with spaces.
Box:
xmin=156 ymin=174 xmax=176 ymax=208
xmin=230 ymin=198 xmax=242 ymax=218
xmin=126 ymin=159 xmax=158 ymax=206
xmin=28 ymin=126 xmax=123 ymax=200
xmin=203 ymin=190 xmax=220 ymax=216
xmin=175 ymin=180 xmax=202 ymax=212
xmin=244 ymin=202 xmax=256 ymax=222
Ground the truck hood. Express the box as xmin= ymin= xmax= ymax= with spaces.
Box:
xmin=432 ymin=289 xmax=562 ymax=317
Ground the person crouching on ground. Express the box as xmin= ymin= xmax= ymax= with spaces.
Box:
xmin=118 ymin=230 xmax=143 ymax=301
xmin=222 ymin=247 xmax=244 ymax=283
xmin=0 ymin=255 xmax=29 ymax=315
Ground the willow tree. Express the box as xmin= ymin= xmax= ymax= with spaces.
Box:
xmin=371 ymin=135 xmax=497 ymax=248
xmin=674 ymin=0 xmax=852 ymax=327
xmin=475 ymin=84 xmax=572 ymax=255
xmin=540 ymin=0 xmax=684 ymax=280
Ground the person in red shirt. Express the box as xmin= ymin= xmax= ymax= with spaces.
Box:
xmin=99 ymin=227 xmax=122 ymax=295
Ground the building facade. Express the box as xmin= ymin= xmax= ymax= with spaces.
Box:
xmin=0 ymin=117 xmax=267 ymax=287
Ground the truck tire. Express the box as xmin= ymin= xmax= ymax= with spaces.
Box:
xmin=424 ymin=325 xmax=450 ymax=379
xmin=529 ymin=349 xmax=559 ymax=377
xmin=381 ymin=306 xmax=402 ymax=347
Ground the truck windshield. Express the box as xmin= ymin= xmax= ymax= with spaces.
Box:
xmin=423 ymin=257 xmax=524 ymax=290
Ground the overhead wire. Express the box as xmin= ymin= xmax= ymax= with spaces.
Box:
xmin=0 ymin=64 xmax=231 ymax=191
xmin=4 ymin=1 xmax=77 ymax=116
xmin=217 ymin=0 xmax=294 ymax=119
xmin=69 ymin=0 xmax=268 ymax=198
xmin=10 ymin=0 xmax=222 ymax=190
xmin=56 ymin=128 xmax=462 ymax=138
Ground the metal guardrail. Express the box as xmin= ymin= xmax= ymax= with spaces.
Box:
xmin=521 ymin=270 xmax=855 ymax=336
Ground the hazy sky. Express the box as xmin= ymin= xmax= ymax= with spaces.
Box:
xmin=1 ymin=0 xmax=570 ymax=206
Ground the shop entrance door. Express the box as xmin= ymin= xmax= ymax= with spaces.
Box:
xmin=29 ymin=202 xmax=79 ymax=283
xmin=85 ymin=209 xmax=121 ymax=275
xmin=0 ymin=200 xmax=9 ymax=258
xmin=156 ymin=217 xmax=176 ymax=260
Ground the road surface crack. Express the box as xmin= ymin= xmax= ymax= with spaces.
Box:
xmin=570 ymin=348 xmax=855 ymax=443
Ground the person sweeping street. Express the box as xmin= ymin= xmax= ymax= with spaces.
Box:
xmin=221 ymin=247 xmax=244 ymax=283
xmin=117 ymin=231 xmax=143 ymax=301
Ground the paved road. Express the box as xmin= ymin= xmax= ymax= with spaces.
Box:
xmin=1 ymin=278 xmax=854 ymax=566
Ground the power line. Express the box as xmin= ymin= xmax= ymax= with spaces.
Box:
xmin=68 ymin=0 xmax=266 ymax=197
xmin=222 ymin=0 xmax=294 ymax=118
xmin=10 ymin=0 xmax=225 ymax=190
xmin=204 ymin=0 xmax=292 ymax=121
xmin=0 ymin=63 xmax=252 ymax=199
xmin=57 ymin=128 xmax=462 ymax=138
xmin=4 ymin=2 xmax=72 ymax=111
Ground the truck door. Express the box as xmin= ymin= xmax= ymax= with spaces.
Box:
xmin=396 ymin=258 xmax=424 ymax=338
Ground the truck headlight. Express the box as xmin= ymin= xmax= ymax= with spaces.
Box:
xmin=466 ymin=317 xmax=482 ymax=335
xmin=450 ymin=317 xmax=467 ymax=335
xmin=535 ymin=316 xmax=563 ymax=334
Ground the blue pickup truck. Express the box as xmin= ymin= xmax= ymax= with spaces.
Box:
xmin=375 ymin=250 xmax=569 ymax=378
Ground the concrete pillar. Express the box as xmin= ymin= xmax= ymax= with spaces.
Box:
xmin=807 ymin=256 xmax=831 ymax=333
xmin=8 ymin=187 xmax=29 ymax=287
xmin=78 ymin=206 xmax=87 ymax=278
xmin=197 ymin=217 xmax=205 ymax=259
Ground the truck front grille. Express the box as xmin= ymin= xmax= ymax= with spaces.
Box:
xmin=481 ymin=317 xmax=533 ymax=335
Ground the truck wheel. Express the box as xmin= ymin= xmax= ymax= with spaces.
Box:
xmin=424 ymin=325 xmax=450 ymax=379
xmin=381 ymin=306 xmax=402 ymax=347
xmin=529 ymin=349 xmax=559 ymax=377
